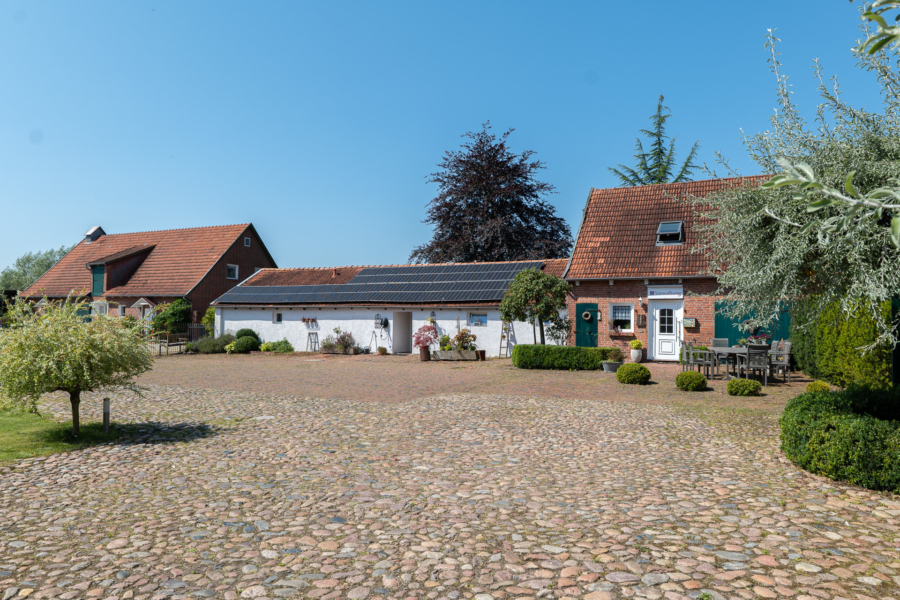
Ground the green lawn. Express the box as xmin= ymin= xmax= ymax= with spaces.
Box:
xmin=0 ymin=410 xmax=120 ymax=464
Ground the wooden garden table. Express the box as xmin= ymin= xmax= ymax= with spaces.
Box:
xmin=709 ymin=346 xmax=784 ymax=380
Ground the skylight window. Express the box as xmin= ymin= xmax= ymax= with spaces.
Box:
xmin=656 ymin=221 xmax=684 ymax=245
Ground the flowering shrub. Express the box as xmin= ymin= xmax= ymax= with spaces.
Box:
xmin=452 ymin=329 xmax=477 ymax=351
xmin=413 ymin=325 xmax=439 ymax=350
xmin=333 ymin=327 xmax=356 ymax=351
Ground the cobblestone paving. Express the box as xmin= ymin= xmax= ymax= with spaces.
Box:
xmin=2 ymin=359 xmax=899 ymax=600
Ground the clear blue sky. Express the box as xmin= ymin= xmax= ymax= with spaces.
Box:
xmin=0 ymin=1 xmax=884 ymax=271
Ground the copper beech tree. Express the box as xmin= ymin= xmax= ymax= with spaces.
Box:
xmin=0 ymin=295 xmax=152 ymax=436
xmin=410 ymin=122 xmax=572 ymax=264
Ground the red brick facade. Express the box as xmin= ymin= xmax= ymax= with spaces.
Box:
xmin=566 ymin=278 xmax=721 ymax=357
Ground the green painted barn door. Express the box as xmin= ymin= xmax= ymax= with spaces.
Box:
xmin=575 ymin=303 xmax=598 ymax=347
xmin=714 ymin=302 xmax=791 ymax=345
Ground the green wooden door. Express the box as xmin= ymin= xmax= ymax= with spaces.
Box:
xmin=714 ymin=302 xmax=791 ymax=346
xmin=91 ymin=265 xmax=105 ymax=297
xmin=575 ymin=302 xmax=598 ymax=347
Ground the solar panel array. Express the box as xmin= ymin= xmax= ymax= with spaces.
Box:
xmin=214 ymin=261 xmax=544 ymax=305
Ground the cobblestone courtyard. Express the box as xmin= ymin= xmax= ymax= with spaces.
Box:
xmin=2 ymin=356 xmax=899 ymax=600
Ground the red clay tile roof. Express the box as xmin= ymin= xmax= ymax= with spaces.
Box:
xmin=564 ymin=176 xmax=766 ymax=280
xmin=243 ymin=259 xmax=570 ymax=287
xmin=22 ymin=224 xmax=268 ymax=298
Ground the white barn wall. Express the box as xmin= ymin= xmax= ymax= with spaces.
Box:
xmin=216 ymin=306 xmax=564 ymax=357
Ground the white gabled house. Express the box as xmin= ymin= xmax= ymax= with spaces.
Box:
xmin=211 ymin=259 xmax=568 ymax=356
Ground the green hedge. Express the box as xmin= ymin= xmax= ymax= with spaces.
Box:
xmin=616 ymin=363 xmax=651 ymax=384
xmin=780 ymin=386 xmax=900 ymax=492
xmin=790 ymin=296 xmax=891 ymax=388
xmin=511 ymin=345 xmax=619 ymax=370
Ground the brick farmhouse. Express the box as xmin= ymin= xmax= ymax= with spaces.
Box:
xmin=21 ymin=224 xmax=276 ymax=323
xmin=563 ymin=177 xmax=765 ymax=361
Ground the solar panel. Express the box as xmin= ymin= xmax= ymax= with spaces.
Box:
xmin=214 ymin=261 xmax=546 ymax=305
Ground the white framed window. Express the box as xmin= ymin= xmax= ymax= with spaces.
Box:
xmin=118 ymin=305 xmax=126 ymax=316
xmin=469 ymin=313 xmax=488 ymax=327
xmin=244 ymin=237 xmax=251 ymax=247
xmin=610 ymin=304 xmax=634 ymax=332
xmin=273 ymin=311 xmax=283 ymax=324
xmin=91 ymin=301 xmax=108 ymax=316
xmin=226 ymin=264 xmax=239 ymax=280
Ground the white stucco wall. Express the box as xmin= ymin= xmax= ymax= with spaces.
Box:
xmin=215 ymin=306 xmax=564 ymax=357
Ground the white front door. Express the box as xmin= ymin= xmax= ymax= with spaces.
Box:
xmin=649 ymin=300 xmax=683 ymax=361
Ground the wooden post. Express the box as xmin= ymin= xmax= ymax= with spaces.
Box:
xmin=103 ymin=398 xmax=110 ymax=434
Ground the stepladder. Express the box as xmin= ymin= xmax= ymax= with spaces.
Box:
xmin=499 ymin=322 xmax=511 ymax=357
xmin=306 ymin=331 xmax=319 ymax=352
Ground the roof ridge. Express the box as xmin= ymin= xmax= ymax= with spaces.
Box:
xmin=588 ymin=175 xmax=768 ymax=195
xmin=254 ymin=259 xmax=560 ymax=272
xmin=94 ymin=223 xmax=251 ymax=237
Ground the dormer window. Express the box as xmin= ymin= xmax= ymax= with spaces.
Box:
xmin=656 ymin=221 xmax=684 ymax=245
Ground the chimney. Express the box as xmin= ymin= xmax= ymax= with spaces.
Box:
xmin=332 ymin=269 xmax=338 ymax=278
xmin=85 ymin=226 xmax=106 ymax=243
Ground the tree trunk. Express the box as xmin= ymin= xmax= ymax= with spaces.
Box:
xmin=69 ymin=390 xmax=81 ymax=438
xmin=538 ymin=317 xmax=546 ymax=345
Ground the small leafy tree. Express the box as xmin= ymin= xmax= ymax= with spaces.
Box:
xmin=413 ymin=324 xmax=439 ymax=350
xmin=0 ymin=296 xmax=152 ymax=436
xmin=500 ymin=269 xmax=572 ymax=344
xmin=0 ymin=245 xmax=73 ymax=291
xmin=410 ymin=122 xmax=572 ymax=263
xmin=608 ymin=95 xmax=700 ymax=186
xmin=151 ymin=299 xmax=191 ymax=334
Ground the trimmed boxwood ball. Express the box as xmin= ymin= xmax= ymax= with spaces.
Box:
xmin=727 ymin=379 xmax=762 ymax=396
xmin=806 ymin=381 xmax=831 ymax=394
xmin=232 ymin=335 xmax=261 ymax=353
xmin=235 ymin=328 xmax=260 ymax=341
xmin=511 ymin=345 xmax=620 ymax=370
xmin=616 ymin=363 xmax=651 ymax=385
xmin=780 ymin=386 xmax=900 ymax=492
xmin=675 ymin=371 xmax=707 ymax=391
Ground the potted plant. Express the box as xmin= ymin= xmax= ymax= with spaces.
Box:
xmin=747 ymin=333 xmax=771 ymax=346
xmin=433 ymin=329 xmax=478 ymax=360
xmin=377 ymin=346 xmax=388 ymax=355
xmin=629 ymin=339 xmax=643 ymax=363
xmin=602 ymin=347 xmax=625 ymax=373
xmin=413 ymin=324 xmax=439 ymax=362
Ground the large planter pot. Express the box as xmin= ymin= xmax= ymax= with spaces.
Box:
xmin=476 ymin=350 xmax=486 ymax=361
xmin=602 ymin=361 xmax=623 ymax=373
xmin=419 ymin=347 xmax=431 ymax=362
xmin=630 ymin=349 xmax=642 ymax=363
xmin=347 ymin=347 xmax=360 ymax=355
xmin=432 ymin=350 xmax=478 ymax=361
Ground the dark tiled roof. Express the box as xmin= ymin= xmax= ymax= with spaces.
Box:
xmin=85 ymin=245 xmax=155 ymax=266
xmin=565 ymin=176 xmax=766 ymax=280
xmin=23 ymin=224 xmax=259 ymax=298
